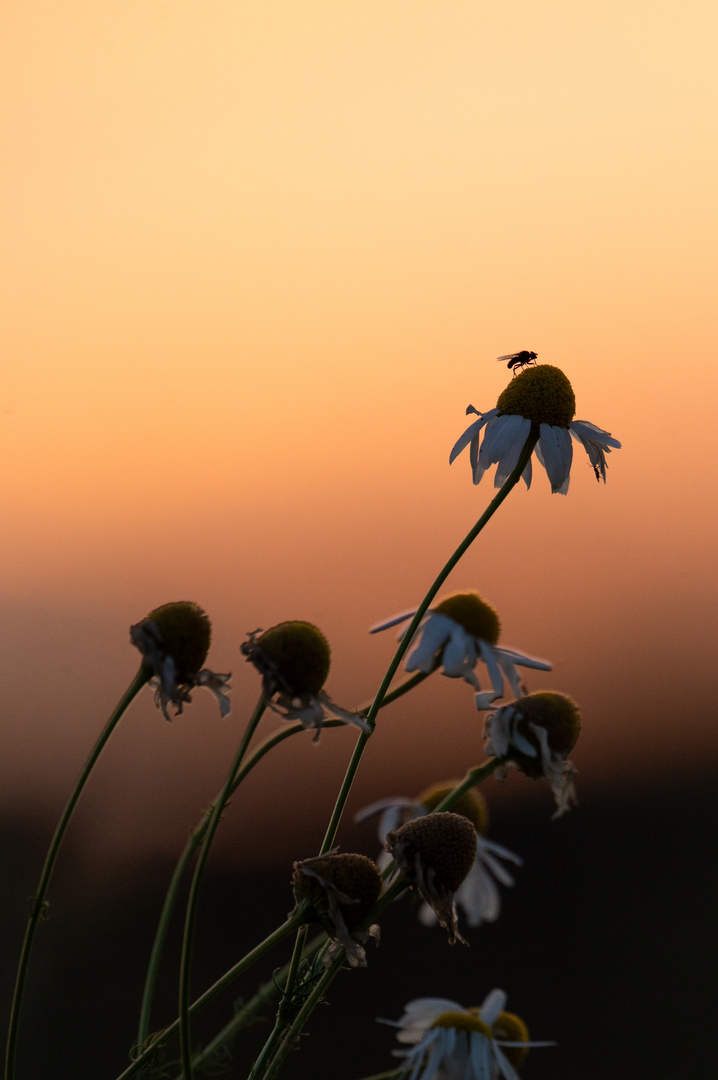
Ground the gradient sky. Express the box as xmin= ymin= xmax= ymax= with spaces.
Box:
xmin=1 ymin=1 xmax=717 ymax=865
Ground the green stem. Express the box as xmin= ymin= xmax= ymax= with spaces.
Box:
xmin=137 ymin=670 xmax=427 ymax=1049
xmin=171 ymin=932 xmax=327 ymax=1080
xmin=4 ymin=663 xmax=150 ymax=1080
xmin=177 ymin=694 xmax=267 ymax=1080
xmin=319 ymin=431 xmax=538 ymax=857
xmin=261 ymin=955 xmax=343 ymax=1080
xmin=247 ymin=923 xmax=308 ymax=1080
xmin=116 ymin=913 xmax=305 ymax=1080
xmin=135 ymin=723 xmax=351 ymax=1054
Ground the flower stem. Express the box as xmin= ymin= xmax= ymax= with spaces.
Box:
xmin=177 ymin=694 xmax=266 ymax=1080
xmin=137 ymin=672 xmax=427 ymax=1049
xmin=246 ymin=923 xmax=309 ymax=1080
xmin=319 ymin=431 xmax=538 ymax=857
xmin=135 ymin=723 xmax=351 ymax=1055
xmin=168 ymin=932 xmax=327 ymax=1080
xmin=4 ymin=662 xmax=150 ymax=1080
xmin=260 ymin=954 xmax=343 ymax=1080
xmin=115 ymin=912 xmax=305 ymax=1080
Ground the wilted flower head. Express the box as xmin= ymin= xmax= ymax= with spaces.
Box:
xmin=129 ymin=601 xmax=231 ymax=721
xmin=485 ymin=691 xmax=581 ymax=818
xmin=371 ymin=591 xmax=551 ymax=708
xmin=386 ymin=812 xmax=477 ymax=945
xmin=292 ymin=851 xmax=381 ymax=967
xmin=241 ymin=621 xmax=369 ymax=741
xmin=383 ymin=990 xmax=553 ymax=1080
xmin=450 ymin=364 xmax=621 ymax=494
xmin=357 ymin=780 xmax=521 ymax=929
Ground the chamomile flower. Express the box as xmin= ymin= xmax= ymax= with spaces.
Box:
xmin=370 ymin=591 xmax=551 ymax=709
xmin=450 ymin=364 xmax=621 ymax=494
xmin=241 ymin=621 xmax=368 ymax=741
xmin=129 ymin=602 xmax=231 ymax=721
xmin=292 ymin=851 xmax=381 ymax=968
xmin=484 ymin=692 xmax=581 ymax=819
xmin=383 ymin=991 xmax=553 ymax=1080
xmin=356 ymin=782 xmax=521 ymax=929
xmin=386 ymin=812 xmax=477 ymax=944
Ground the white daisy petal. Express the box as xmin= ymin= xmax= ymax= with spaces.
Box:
xmin=450 ymin=416 xmax=488 ymax=463
xmin=538 ymin=423 xmax=573 ymax=493
xmin=368 ymin=608 xmax=418 ymax=634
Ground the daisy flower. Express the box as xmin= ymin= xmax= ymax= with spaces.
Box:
xmin=130 ymin=601 xmax=231 ymax=721
xmin=356 ymin=781 xmax=521 ymax=929
xmin=385 ymin=812 xmax=477 ymax=944
xmin=292 ymin=851 xmax=381 ymax=968
xmin=450 ymin=364 xmax=621 ymax=494
xmin=241 ymin=621 xmax=368 ymax=741
xmin=371 ymin=591 xmax=551 ymax=709
xmin=382 ymin=990 xmax=553 ymax=1080
xmin=484 ymin=692 xmax=582 ymax=819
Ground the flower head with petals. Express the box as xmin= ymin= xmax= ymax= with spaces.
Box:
xmin=450 ymin=364 xmax=621 ymax=495
xmin=356 ymin=781 xmax=522 ymax=929
xmin=484 ymin=692 xmax=581 ymax=818
xmin=371 ymin=591 xmax=551 ymax=709
xmin=130 ymin=601 xmax=231 ymax=721
xmin=381 ymin=990 xmax=553 ymax=1080
xmin=241 ymin=622 xmax=368 ymax=741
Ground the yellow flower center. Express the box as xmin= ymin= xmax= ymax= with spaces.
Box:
xmin=431 ymin=1011 xmax=492 ymax=1038
xmin=252 ymin=621 xmax=331 ymax=696
xmin=434 ymin=592 xmax=500 ymax=645
xmin=513 ymin=691 xmax=581 ymax=759
xmin=418 ymin=781 xmax=489 ymax=837
xmin=496 ymin=365 xmax=576 ymax=428
xmin=493 ymin=1011 xmax=530 ymax=1068
xmin=143 ymin=601 xmax=211 ymax=678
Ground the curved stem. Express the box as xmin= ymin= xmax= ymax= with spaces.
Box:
xmin=261 ymin=955 xmax=342 ymax=1080
xmin=319 ymin=431 xmax=538 ymax=857
xmin=177 ymin=694 xmax=266 ymax=1079
xmin=5 ymin=663 xmax=150 ymax=1080
xmin=173 ymin=931 xmax=327 ymax=1080
xmin=115 ymin=912 xmax=304 ymax=1080
xmin=247 ymin=923 xmax=308 ymax=1080
xmin=136 ymin=672 xmax=426 ymax=1049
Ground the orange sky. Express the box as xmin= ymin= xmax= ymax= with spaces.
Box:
xmin=1 ymin=1 xmax=717 ymax=865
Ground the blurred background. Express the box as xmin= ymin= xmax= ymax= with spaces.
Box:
xmin=1 ymin=2 xmax=716 ymax=1077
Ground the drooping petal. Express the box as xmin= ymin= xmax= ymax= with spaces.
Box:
xmin=405 ymin=613 xmax=453 ymax=673
xmin=493 ymin=417 xmax=533 ymax=488
xmin=450 ymin=416 xmax=489 ymax=463
xmin=537 ymin=423 xmax=573 ymax=494
xmin=479 ymin=413 xmax=527 ymax=468
xmin=368 ymin=608 xmax=419 ymax=634
xmin=570 ymin=418 xmax=621 ymax=449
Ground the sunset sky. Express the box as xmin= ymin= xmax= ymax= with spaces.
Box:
xmin=1 ymin=0 xmax=716 ymax=866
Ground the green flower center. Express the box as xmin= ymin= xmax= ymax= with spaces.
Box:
xmin=144 ymin=602 xmax=211 ymax=678
xmin=431 ymin=1012 xmax=492 ymax=1038
xmin=434 ymin=592 xmax=500 ymax=645
xmin=254 ymin=621 xmax=331 ymax=696
xmin=493 ymin=1011 xmax=530 ymax=1068
xmin=418 ymin=781 xmax=489 ymax=837
xmin=496 ymin=365 xmax=576 ymax=428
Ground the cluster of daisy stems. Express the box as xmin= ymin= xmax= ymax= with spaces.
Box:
xmin=6 ymin=362 xmax=621 ymax=1080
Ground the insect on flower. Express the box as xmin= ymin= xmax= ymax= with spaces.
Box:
xmin=497 ymin=350 xmax=538 ymax=375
